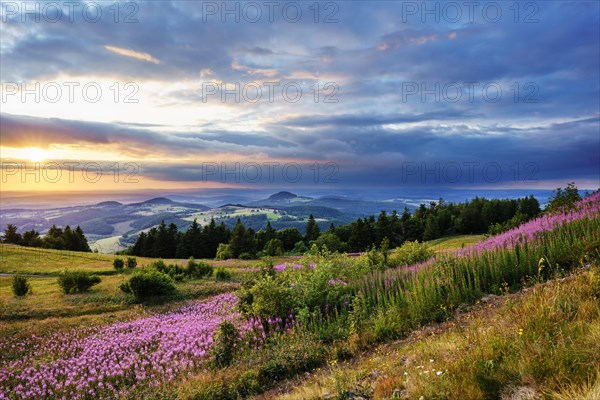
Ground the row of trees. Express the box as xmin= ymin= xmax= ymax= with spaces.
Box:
xmin=308 ymin=195 xmax=541 ymax=253
xmin=2 ymin=224 xmax=91 ymax=252
xmin=129 ymin=216 xmax=321 ymax=259
xmin=129 ymin=195 xmax=542 ymax=259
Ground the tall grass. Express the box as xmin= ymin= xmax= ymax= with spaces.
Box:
xmin=353 ymin=215 xmax=599 ymax=341
xmin=284 ymin=194 xmax=600 ymax=347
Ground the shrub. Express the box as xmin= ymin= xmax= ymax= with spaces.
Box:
xmin=197 ymin=262 xmax=213 ymax=278
xmin=151 ymin=260 xmax=185 ymax=278
xmin=212 ymin=322 xmax=240 ymax=368
xmin=126 ymin=257 xmax=137 ymax=269
xmin=121 ymin=269 xmax=176 ymax=301
xmin=119 ymin=281 xmax=131 ymax=293
xmin=113 ymin=258 xmax=124 ymax=270
xmin=186 ymin=257 xmax=213 ymax=279
xmin=389 ymin=240 xmax=434 ymax=267
xmin=58 ymin=270 xmax=101 ymax=294
xmin=239 ymin=252 xmax=254 ymax=260
xmin=290 ymin=241 xmax=308 ymax=255
xmin=11 ymin=275 xmax=31 ymax=297
xmin=245 ymin=275 xmax=294 ymax=322
xmin=215 ymin=267 xmax=232 ymax=282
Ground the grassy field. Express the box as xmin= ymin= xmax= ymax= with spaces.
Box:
xmin=0 ymin=243 xmax=274 ymax=275
xmin=0 ymin=243 xmax=189 ymax=275
xmin=426 ymin=234 xmax=486 ymax=252
xmin=264 ymin=266 xmax=600 ymax=399
xmin=1 ymin=199 xmax=598 ymax=400
xmin=0 ymin=244 xmax=291 ymax=333
xmin=0 ymin=244 xmax=246 ymax=346
xmin=183 ymin=207 xmax=282 ymax=224
xmin=0 ymin=274 xmax=237 ymax=322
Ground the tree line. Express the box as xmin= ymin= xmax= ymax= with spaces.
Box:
xmin=128 ymin=195 xmax=543 ymax=259
xmin=2 ymin=224 xmax=91 ymax=252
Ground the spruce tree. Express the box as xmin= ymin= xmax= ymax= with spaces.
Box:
xmin=304 ymin=214 xmax=320 ymax=242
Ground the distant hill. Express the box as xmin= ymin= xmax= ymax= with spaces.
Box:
xmin=0 ymin=192 xmax=410 ymax=253
xmin=268 ymin=191 xmax=298 ymax=200
xmin=249 ymin=192 xmax=410 ymax=217
xmin=129 ymin=197 xmax=209 ymax=210
xmin=0 ymin=197 xmax=209 ymax=252
xmin=96 ymin=201 xmax=123 ymax=207
xmin=128 ymin=197 xmax=175 ymax=206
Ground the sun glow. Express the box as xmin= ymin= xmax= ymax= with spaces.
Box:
xmin=23 ymin=147 xmax=49 ymax=163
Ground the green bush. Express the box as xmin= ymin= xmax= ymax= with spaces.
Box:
xmin=120 ymin=269 xmax=176 ymax=301
xmin=151 ymin=260 xmax=185 ymax=278
xmin=290 ymin=241 xmax=308 ymax=255
xmin=58 ymin=270 xmax=101 ymax=294
xmin=212 ymin=322 xmax=240 ymax=368
xmin=11 ymin=275 xmax=31 ymax=297
xmin=389 ymin=240 xmax=434 ymax=267
xmin=126 ymin=257 xmax=137 ymax=269
xmin=215 ymin=243 xmax=233 ymax=260
xmin=243 ymin=275 xmax=294 ymax=322
xmin=215 ymin=267 xmax=232 ymax=281
xmin=113 ymin=258 xmax=124 ymax=270
xmin=186 ymin=257 xmax=213 ymax=279
xmin=239 ymin=252 xmax=254 ymax=260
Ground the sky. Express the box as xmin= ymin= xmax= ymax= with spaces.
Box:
xmin=1 ymin=0 xmax=599 ymax=195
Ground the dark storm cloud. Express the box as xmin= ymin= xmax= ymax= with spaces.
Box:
xmin=1 ymin=0 xmax=598 ymax=188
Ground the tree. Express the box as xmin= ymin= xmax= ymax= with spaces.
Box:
xmin=264 ymin=221 xmax=276 ymax=242
xmin=228 ymin=219 xmax=246 ymax=258
xmin=215 ymin=243 xmax=233 ymax=260
xmin=277 ymin=228 xmax=304 ymax=252
xmin=518 ymin=195 xmax=541 ymax=219
xmin=74 ymin=226 xmax=91 ymax=252
xmin=3 ymin=224 xmax=22 ymax=245
xmin=423 ymin=216 xmax=441 ymax=241
xmin=348 ymin=218 xmax=375 ymax=251
xmin=291 ymin=240 xmax=308 ymax=255
xmin=63 ymin=226 xmax=79 ymax=251
xmin=326 ymin=223 xmax=336 ymax=234
xmin=206 ymin=220 xmax=230 ymax=258
xmin=22 ymin=229 xmax=42 ymax=247
xmin=547 ymin=182 xmax=581 ymax=213
xmin=43 ymin=225 xmax=66 ymax=249
xmin=263 ymin=238 xmax=284 ymax=256
xmin=304 ymin=214 xmax=320 ymax=242
xmin=313 ymin=232 xmax=346 ymax=253
xmin=132 ymin=232 xmax=147 ymax=256
xmin=177 ymin=219 xmax=206 ymax=259
xmin=153 ymin=221 xmax=177 ymax=258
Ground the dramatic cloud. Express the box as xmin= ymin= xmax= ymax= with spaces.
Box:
xmin=0 ymin=1 xmax=598 ymax=191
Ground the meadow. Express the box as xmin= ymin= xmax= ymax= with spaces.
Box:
xmin=0 ymin=193 xmax=598 ymax=399
xmin=269 ymin=264 xmax=600 ymax=399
